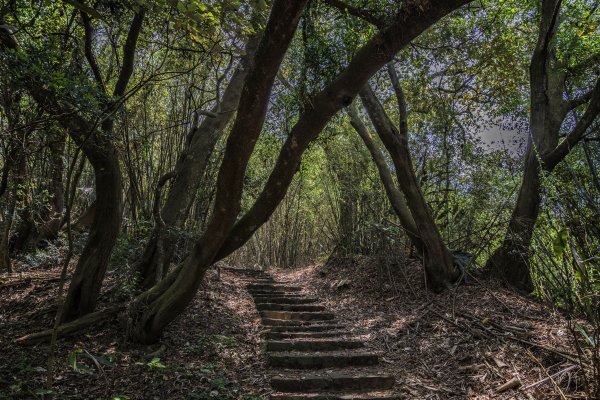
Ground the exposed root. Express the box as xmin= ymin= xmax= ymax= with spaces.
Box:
xmin=15 ymin=304 xmax=126 ymax=344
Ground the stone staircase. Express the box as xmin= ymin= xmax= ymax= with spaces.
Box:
xmin=226 ymin=268 xmax=398 ymax=399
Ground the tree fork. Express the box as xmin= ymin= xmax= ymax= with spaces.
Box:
xmin=358 ymin=84 xmax=458 ymax=292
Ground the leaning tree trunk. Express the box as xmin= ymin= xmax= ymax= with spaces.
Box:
xmin=136 ymin=36 xmax=259 ymax=289
xmin=359 ymin=85 xmax=458 ymax=292
xmin=214 ymin=0 xmax=471 ymax=266
xmin=61 ymin=144 xmax=123 ymax=321
xmin=122 ymin=0 xmax=470 ymax=343
xmin=347 ymin=104 xmax=424 ymax=254
xmin=126 ymin=0 xmax=307 ymax=344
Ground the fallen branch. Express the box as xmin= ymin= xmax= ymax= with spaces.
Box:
xmin=15 ymin=304 xmax=126 ymax=344
xmin=523 ymin=364 xmax=578 ymax=391
xmin=430 ymin=306 xmax=584 ymax=366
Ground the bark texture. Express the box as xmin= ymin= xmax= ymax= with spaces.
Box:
xmin=126 ymin=0 xmax=308 ymax=344
xmin=136 ymin=35 xmax=260 ymax=289
xmin=347 ymin=104 xmax=424 ymax=254
xmin=486 ymin=0 xmax=600 ymax=291
xmin=359 ymin=85 xmax=457 ymax=292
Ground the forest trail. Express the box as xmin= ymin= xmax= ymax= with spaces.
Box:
xmin=229 ymin=267 xmax=398 ymax=399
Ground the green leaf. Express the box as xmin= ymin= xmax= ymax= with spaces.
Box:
xmin=575 ymin=324 xmax=596 ymax=346
xmin=552 ymin=228 xmax=569 ymax=258
xmin=136 ymin=357 xmax=167 ymax=369
xmin=68 ymin=348 xmax=82 ymax=370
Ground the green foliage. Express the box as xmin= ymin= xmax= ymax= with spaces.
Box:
xmin=68 ymin=349 xmax=93 ymax=374
xmin=552 ymin=228 xmax=569 ymax=258
xmin=136 ymin=357 xmax=167 ymax=369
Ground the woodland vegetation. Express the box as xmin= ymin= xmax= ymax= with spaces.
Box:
xmin=1 ymin=0 xmax=600 ymax=398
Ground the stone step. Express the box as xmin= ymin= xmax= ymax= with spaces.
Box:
xmin=248 ymin=284 xmax=303 ymax=291
xmin=260 ymin=311 xmax=335 ymax=321
xmin=253 ymin=293 xmax=312 ymax=299
xmin=247 ymin=279 xmax=292 ymax=285
xmin=256 ymin=303 xmax=326 ymax=312
xmin=222 ymin=267 xmax=269 ymax=276
xmin=266 ymin=324 xmax=345 ymax=332
xmin=263 ymin=319 xmax=337 ymax=327
xmin=271 ymin=372 xmax=395 ymax=392
xmin=249 ymin=290 xmax=301 ymax=296
xmin=266 ymin=339 xmax=364 ymax=352
xmin=254 ymin=297 xmax=320 ymax=304
xmin=267 ymin=331 xmax=347 ymax=340
xmin=268 ymin=351 xmax=379 ymax=369
xmin=270 ymin=391 xmax=400 ymax=400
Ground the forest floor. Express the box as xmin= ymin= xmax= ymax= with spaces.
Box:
xmin=0 ymin=253 xmax=592 ymax=399
xmin=272 ymin=256 xmax=592 ymax=399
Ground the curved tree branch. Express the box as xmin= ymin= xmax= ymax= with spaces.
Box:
xmin=214 ymin=0 xmax=472 ymax=262
xmin=80 ymin=12 xmax=106 ymax=93
xmin=113 ymin=8 xmax=145 ymax=98
xmin=321 ymin=0 xmax=385 ymax=28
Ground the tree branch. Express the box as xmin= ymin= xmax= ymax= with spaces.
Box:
xmin=347 ymin=103 xmax=423 ymax=252
xmin=543 ymin=76 xmax=600 ymax=168
xmin=80 ymin=12 xmax=106 ymax=93
xmin=214 ymin=0 xmax=472 ymax=261
xmin=567 ymin=88 xmax=594 ymax=111
xmin=113 ymin=8 xmax=145 ymax=98
xmin=321 ymin=0 xmax=385 ymax=28
xmin=386 ymin=62 xmax=409 ymax=137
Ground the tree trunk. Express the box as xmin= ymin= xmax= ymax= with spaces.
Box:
xmin=37 ymin=128 xmax=66 ymax=242
xmin=485 ymin=0 xmax=600 ymax=292
xmin=347 ymin=104 xmax=424 ymax=254
xmin=1 ymin=9 xmax=145 ymax=319
xmin=359 ymin=85 xmax=458 ymax=292
xmin=126 ymin=0 xmax=307 ymax=343
xmin=136 ymin=36 xmax=259 ymax=289
xmin=214 ymin=0 xmax=471 ymax=263
xmin=486 ymin=149 xmax=539 ymax=292
xmin=61 ymin=146 xmax=122 ymax=321
xmin=123 ymin=0 xmax=471 ymax=343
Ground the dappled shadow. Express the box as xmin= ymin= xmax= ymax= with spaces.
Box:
xmin=1 ymin=266 xmax=268 ymax=399
xmin=276 ymin=260 xmax=586 ymax=399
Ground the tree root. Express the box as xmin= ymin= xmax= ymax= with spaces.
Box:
xmin=15 ymin=304 xmax=126 ymax=344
